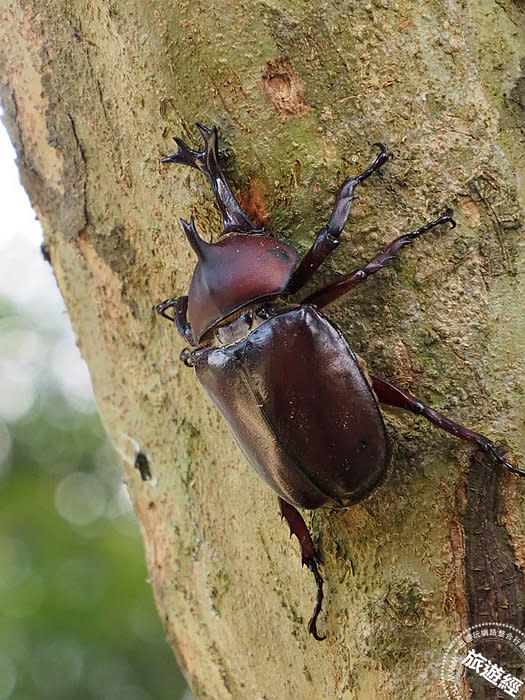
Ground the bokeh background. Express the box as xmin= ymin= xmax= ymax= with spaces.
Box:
xmin=0 ymin=118 xmax=189 ymax=699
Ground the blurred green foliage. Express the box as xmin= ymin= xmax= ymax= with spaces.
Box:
xmin=0 ymin=298 xmax=189 ymax=700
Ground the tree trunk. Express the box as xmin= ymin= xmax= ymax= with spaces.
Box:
xmin=1 ymin=1 xmax=524 ymax=697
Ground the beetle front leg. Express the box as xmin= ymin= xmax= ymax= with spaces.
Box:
xmin=156 ymin=296 xmax=197 ymax=346
xmin=162 ymin=124 xmax=261 ymax=235
xmin=304 ymin=210 xmax=455 ymax=309
xmin=279 ymin=497 xmax=325 ymax=641
xmin=371 ymin=376 xmax=525 ymax=477
xmin=285 ymin=144 xmax=390 ymax=294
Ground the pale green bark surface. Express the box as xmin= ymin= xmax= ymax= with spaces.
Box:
xmin=1 ymin=1 xmax=524 ymax=698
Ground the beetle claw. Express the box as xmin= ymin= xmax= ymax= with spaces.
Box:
xmin=355 ymin=143 xmax=390 ymax=184
xmin=437 ymin=207 xmax=456 ymax=228
xmin=156 ymin=299 xmax=176 ymax=321
xmin=371 ymin=141 xmax=389 ymax=157
xmin=486 ymin=443 xmax=525 ymax=477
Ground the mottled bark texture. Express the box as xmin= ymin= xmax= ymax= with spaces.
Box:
xmin=1 ymin=1 xmax=524 ymax=698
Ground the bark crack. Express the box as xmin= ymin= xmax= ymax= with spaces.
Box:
xmin=67 ymin=111 xmax=89 ymax=235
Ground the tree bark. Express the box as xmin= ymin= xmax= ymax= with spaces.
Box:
xmin=1 ymin=1 xmax=524 ymax=697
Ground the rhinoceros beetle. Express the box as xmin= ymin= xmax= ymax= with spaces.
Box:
xmin=157 ymin=124 xmax=524 ymax=640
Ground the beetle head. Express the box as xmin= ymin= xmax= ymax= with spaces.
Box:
xmin=181 ymin=217 xmax=299 ymax=342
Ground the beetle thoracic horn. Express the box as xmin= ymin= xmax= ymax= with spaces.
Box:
xmin=180 ymin=216 xmax=210 ymax=260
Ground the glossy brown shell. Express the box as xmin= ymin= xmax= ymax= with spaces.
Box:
xmin=187 ymin=233 xmax=300 ymax=342
xmin=193 ymin=305 xmax=392 ymax=509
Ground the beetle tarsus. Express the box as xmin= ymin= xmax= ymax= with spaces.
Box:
xmin=304 ymin=208 xmax=456 ymax=309
xmin=404 ymin=208 xmax=456 ymax=241
xmin=371 ymin=376 xmax=525 ymax=478
xmin=279 ymin=498 xmax=326 ymax=640
xmin=285 ymin=145 xmax=390 ymax=294
xmin=305 ymin=557 xmax=326 ymax=641
xmin=162 ymin=124 xmax=261 ymax=235
xmin=355 ymin=142 xmax=390 ymax=184
xmin=482 ymin=442 xmax=525 ymax=477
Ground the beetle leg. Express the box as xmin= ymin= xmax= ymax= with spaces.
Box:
xmin=278 ymin=497 xmax=326 ymax=640
xmin=303 ymin=210 xmax=455 ymax=309
xmin=371 ymin=376 xmax=525 ymax=477
xmin=285 ymin=144 xmax=390 ymax=294
xmin=156 ymin=296 xmax=197 ymax=346
xmin=162 ymin=124 xmax=261 ymax=235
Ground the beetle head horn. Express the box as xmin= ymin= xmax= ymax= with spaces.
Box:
xmin=180 ymin=216 xmax=210 ymax=260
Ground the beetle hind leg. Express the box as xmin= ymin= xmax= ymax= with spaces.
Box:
xmin=162 ymin=124 xmax=261 ymax=235
xmin=279 ymin=498 xmax=326 ymax=640
xmin=371 ymin=376 xmax=525 ymax=477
